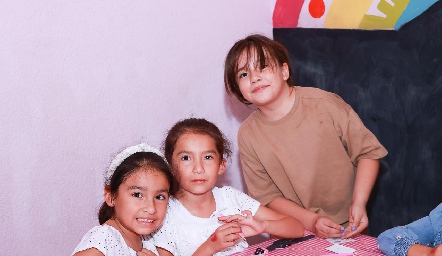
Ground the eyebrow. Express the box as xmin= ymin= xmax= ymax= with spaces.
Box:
xmin=237 ymin=64 xmax=247 ymax=72
xmin=175 ymin=150 xmax=190 ymax=155
xmin=176 ymin=149 xmax=218 ymax=155
xmin=204 ymin=150 xmax=218 ymax=155
xmin=128 ymin=186 xmax=169 ymax=193
xmin=128 ymin=185 xmax=145 ymax=190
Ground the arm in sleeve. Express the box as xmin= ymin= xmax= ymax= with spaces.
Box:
xmin=238 ymin=132 xmax=282 ymax=205
xmin=377 ymin=204 xmax=442 ymax=256
xmin=330 ymin=99 xmax=387 ymax=164
xmin=225 ymin=186 xmax=261 ymax=215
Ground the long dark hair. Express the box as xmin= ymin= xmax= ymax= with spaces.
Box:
xmin=98 ymin=151 xmax=173 ymax=224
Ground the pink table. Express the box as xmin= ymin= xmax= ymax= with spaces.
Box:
xmin=231 ymin=230 xmax=385 ymax=256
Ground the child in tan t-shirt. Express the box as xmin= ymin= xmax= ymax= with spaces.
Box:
xmin=224 ymin=34 xmax=388 ymax=239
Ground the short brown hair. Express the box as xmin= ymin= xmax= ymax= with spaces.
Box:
xmin=224 ymin=34 xmax=294 ymax=105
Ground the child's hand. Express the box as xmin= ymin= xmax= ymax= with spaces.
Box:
xmin=343 ymin=203 xmax=368 ymax=238
xmin=314 ymin=216 xmax=343 ymax=238
xmin=202 ymin=222 xmax=243 ymax=254
xmin=218 ymin=210 xmax=265 ymax=237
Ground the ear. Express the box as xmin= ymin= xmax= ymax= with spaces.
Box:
xmin=218 ymin=159 xmax=226 ymax=175
xmin=104 ymin=186 xmax=115 ymax=207
xmin=282 ymin=62 xmax=289 ymax=81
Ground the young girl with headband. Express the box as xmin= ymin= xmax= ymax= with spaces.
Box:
xmin=72 ymin=143 xmax=173 ymax=256
xmin=152 ymin=118 xmax=304 ymax=256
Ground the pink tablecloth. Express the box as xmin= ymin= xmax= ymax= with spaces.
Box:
xmin=231 ymin=230 xmax=385 ymax=256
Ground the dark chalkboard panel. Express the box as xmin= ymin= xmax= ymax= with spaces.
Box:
xmin=274 ymin=1 xmax=442 ymax=236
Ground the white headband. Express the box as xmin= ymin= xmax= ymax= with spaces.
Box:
xmin=106 ymin=143 xmax=166 ymax=185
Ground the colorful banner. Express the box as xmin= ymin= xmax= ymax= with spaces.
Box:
xmin=273 ymin=0 xmax=439 ymax=30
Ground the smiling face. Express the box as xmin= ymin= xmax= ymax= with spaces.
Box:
xmin=106 ymin=167 xmax=170 ymax=238
xmin=236 ymin=50 xmax=290 ymax=109
xmin=171 ymin=132 xmax=226 ymax=198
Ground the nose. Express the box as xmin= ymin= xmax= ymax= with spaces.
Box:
xmin=192 ymin=159 xmax=205 ymax=174
xmin=142 ymin=198 xmax=157 ymax=214
xmin=250 ymin=69 xmax=262 ymax=84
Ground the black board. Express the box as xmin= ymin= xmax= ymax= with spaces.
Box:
xmin=273 ymin=1 xmax=442 ymax=236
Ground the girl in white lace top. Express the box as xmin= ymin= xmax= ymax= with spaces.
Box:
xmin=153 ymin=118 xmax=304 ymax=256
xmin=72 ymin=144 xmax=173 ymax=256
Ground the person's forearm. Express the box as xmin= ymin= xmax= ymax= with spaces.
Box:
xmin=262 ymin=216 xmax=304 ymax=238
xmin=353 ymin=158 xmax=379 ymax=206
xmin=267 ymin=197 xmax=319 ymax=232
xmin=192 ymin=242 xmax=215 ymax=256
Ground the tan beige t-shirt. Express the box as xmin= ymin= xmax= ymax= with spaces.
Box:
xmin=238 ymin=86 xmax=388 ymax=224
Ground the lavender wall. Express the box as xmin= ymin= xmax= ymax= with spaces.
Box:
xmin=0 ymin=1 xmax=275 ymax=254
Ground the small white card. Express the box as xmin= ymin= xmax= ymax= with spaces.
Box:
xmin=325 ymin=244 xmax=356 ymax=254
xmin=326 ymin=238 xmax=355 ymax=244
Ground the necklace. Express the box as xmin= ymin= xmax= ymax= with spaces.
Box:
xmin=113 ymin=218 xmax=143 ymax=252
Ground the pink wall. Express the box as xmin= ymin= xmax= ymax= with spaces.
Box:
xmin=0 ymin=1 xmax=275 ymax=254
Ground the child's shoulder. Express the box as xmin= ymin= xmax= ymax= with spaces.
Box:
xmin=299 ymin=86 xmax=351 ymax=111
xmin=214 ymin=186 xmax=249 ymax=199
xmin=214 ymin=186 xmax=256 ymax=201
xmin=73 ymin=225 xmax=126 ymax=254
xmin=239 ymin=86 xmax=349 ymax=130
xmin=299 ymin=86 xmax=344 ymax=103
xmin=83 ymin=224 xmax=122 ymax=241
xmin=215 ymin=185 xmax=242 ymax=194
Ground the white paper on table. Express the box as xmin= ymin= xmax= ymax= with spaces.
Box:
xmin=325 ymin=244 xmax=356 ymax=254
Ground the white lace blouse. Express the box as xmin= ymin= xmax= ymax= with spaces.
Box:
xmin=72 ymin=224 xmax=159 ymax=256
